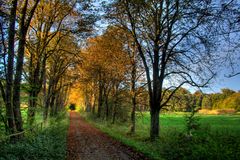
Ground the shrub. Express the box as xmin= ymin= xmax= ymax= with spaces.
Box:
xmin=185 ymin=104 xmax=200 ymax=137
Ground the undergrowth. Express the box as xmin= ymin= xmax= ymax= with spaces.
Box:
xmin=0 ymin=113 xmax=69 ymax=160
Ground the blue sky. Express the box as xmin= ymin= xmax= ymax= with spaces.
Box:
xmin=207 ymin=73 xmax=240 ymax=93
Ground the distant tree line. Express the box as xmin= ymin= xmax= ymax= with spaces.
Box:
xmin=202 ymin=89 xmax=240 ymax=111
xmin=165 ymin=88 xmax=240 ymax=111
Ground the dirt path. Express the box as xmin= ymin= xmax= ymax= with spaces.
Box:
xmin=67 ymin=111 xmax=147 ymax=160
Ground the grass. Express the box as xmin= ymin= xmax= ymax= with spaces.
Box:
xmin=0 ymin=112 xmax=69 ymax=160
xmin=82 ymin=112 xmax=240 ymax=160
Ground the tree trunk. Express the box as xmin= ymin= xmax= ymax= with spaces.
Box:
xmin=112 ymin=104 xmax=116 ymax=124
xmin=12 ymin=0 xmax=30 ymax=132
xmin=27 ymin=55 xmax=42 ymax=125
xmin=130 ymin=56 xmax=137 ymax=134
xmin=130 ymin=96 xmax=136 ymax=133
xmin=149 ymin=99 xmax=161 ymax=140
xmin=43 ymin=74 xmax=47 ymax=107
xmin=97 ymin=90 xmax=103 ymax=117
xmin=103 ymin=82 xmax=111 ymax=120
xmin=13 ymin=0 xmax=40 ymax=132
xmin=150 ymin=108 xmax=160 ymax=140
xmin=84 ymin=88 xmax=91 ymax=112
xmin=5 ymin=0 xmax=18 ymax=134
xmin=111 ymin=83 xmax=119 ymax=124
xmin=27 ymin=90 xmax=38 ymax=126
xmin=105 ymin=95 xmax=109 ymax=120
xmin=97 ymin=75 xmax=103 ymax=117
xmin=43 ymin=80 xmax=53 ymax=121
xmin=91 ymin=93 xmax=96 ymax=114
xmin=112 ymin=94 xmax=118 ymax=124
xmin=49 ymin=95 xmax=56 ymax=117
xmin=12 ymin=0 xmax=29 ymax=131
xmin=43 ymin=97 xmax=50 ymax=121
xmin=12 ymin=30 xmax=26 ymax=132
xmin=54 ymin=92 xmax=60 ymax=115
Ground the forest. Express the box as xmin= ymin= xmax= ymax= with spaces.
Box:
xmin=0 ymin=0 xmax=240 ymax=160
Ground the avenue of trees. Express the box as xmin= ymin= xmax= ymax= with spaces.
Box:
xmin=0 ymin=0 xmax=96 ymax=138
xmin=0 ymin=0 xmax=239 ymax=141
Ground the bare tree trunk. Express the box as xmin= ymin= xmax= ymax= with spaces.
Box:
xmin=105 ymin=96 xmax=109 ymax=120
xmin=150 ymin=108 xmax=160 ymax=139
xmin=5 ymin=0 xmax=18 ymax=134
xmin=97 ymin=73 xmax=103 ymax=118
xmin=130 ymin=55 xmax=137 ymax=134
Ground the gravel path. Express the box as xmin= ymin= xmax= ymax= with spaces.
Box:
xmin=66 ymin=111 xmax=148 ymax=160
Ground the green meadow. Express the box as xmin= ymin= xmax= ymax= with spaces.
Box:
xmin=82 ymin=112 xmax=240 ymax=160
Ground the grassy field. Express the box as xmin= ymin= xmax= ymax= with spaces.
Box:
xmin=82 ymin=112 xmax=240 ymax=160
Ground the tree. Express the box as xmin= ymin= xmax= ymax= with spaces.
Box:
xmin=5 ymin=0 xmax=18 ymax=134
xmin=79 ymin=27 xmax=129 ymax=120
xmin=109 ymin=0 xmax=223 ymax=139
xmin=13 ymin=0 xmax=40 ymax=132
xmin=0 ymin=0 xmax=40 ymax=136
xmin=43 ymin=33 xmax=80 ymax=120
xmin=167 ymin=87 xmax=193 ymax=112
xmin=112 ymin=27 xmax=145 ymax=133
xmin=25 ymin=0 xmax=76 ymax=125
xmin=24 ymin=0 xmax=96 ymax=123
xmin=221 ymin=88 xmax=236 ymax=98
xmin=222 ymin=93 xmax=240 ymax=111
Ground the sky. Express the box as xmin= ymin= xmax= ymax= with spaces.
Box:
xmin=205 ymin=71 xmax=240 ymax=93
